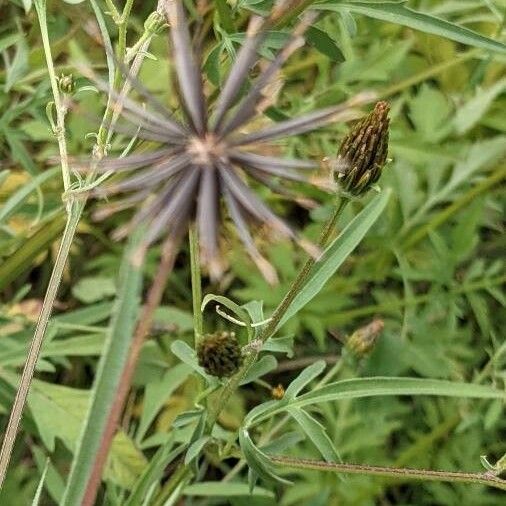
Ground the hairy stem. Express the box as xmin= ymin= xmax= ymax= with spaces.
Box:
xmin=270 ymin=455 xmax=506 ymax=492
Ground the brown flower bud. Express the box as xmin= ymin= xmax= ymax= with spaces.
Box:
xmin=271 ymin=384 xmax=285 ymax=400
xmin=197 ymin=331 xmax=242 ymax=378
xmin=346 ymin=318 xmax=384 ymax=357
xmin=336 ymin=101 xmax=390 ymax=196
xmin=57 ymin=74 xmax=75 ymax=95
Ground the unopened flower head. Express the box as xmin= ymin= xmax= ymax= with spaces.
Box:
xmin=335 ymin=101 xmax=390 ymax=196
xmin=346 ymin=318 xmax=384 ymax=357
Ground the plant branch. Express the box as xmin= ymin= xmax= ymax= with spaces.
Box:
xmin=189 ymin=225 xmax=203 ymax=344
xmin=270 ymin=455 xmax=506 ymax=492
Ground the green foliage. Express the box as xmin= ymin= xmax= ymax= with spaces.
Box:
xmin=0 ymin=0 xmax=505 ymax=504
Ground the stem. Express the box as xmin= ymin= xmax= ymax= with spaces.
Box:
xmin=269 ymin=455 xmax=506 ymax=492
xmin=34 ymin=0 xmax=71 ymax=194
xmin=81 ymin=238 xmax=180 ymax=506
xmin=209 ymin=197 xmax=349 ymax=427
xmin=0 ymin=201 xmax=81 ymax=486
xmin=189 ymin=226 xmax=203 ymax=344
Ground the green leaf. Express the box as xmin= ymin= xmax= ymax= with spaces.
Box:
xmin=454 ymin=78 xmax=506 ymax=134
xmin=184 ymin=482 xmax=275 ymax=498
xmin=124 ymin=441 xmax=185 ymax=506
xmin=239 ymin=429 xmax=290 ymax=488
xmin=170 ymin=340 xmax=214 ymax=382
xmin=71 ymin=276 xmax=116 ymax=303
xmin=284 ymin=360 xmax=326 ymax=400
xmin=61 ymin=229 xmax=145 ymax=506
xmin=202 ymin=293 xmax=253 ymax=339
xmin=31 ymin=458 xmax=49 ymax=506
xmin=306 ymin=26 xmax=344 ymax=62
xmin=136 ymin=363 xmax=192 ymax=442
xmin=240 ymin=355 xmax=278 ymax=385
xmin=0 ymin=167 xmax=58 ymax=225
xmin=317 ymin=2 xmax=506 ymax=53
xmin=287 ymin=407 xmax=341 ymax=463
xmin=250 ymin=377 xmax=506 ymax=424
xmin=278 ymin=190 xmax=391 ymax=328
xmin=105 ymin=431 xmax=148 ymax=490
xmin=184 ymin=436 xmax=210 ymax=465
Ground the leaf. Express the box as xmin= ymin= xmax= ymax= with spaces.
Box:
xmin=454 ymin=78 xmax=506 ymax=134
xmin=306 ymin=26 xmax=344 ymax=62
xmin=184 ymin=436 xmax=210 ymax=465
xmin=170 ymin=340 xmax=214 ymax=381
xmin=318 ymin=2 xmax=506 ymax=54
xmin=278 ymin=190 xmax=391 ymax=328
xmin=239 ymin=428 xmax=290 ymax=488
xmin=27 ymin=380 xmax=90 ymax=452
xmin=184 ymin=482 xmax=275 ymax=498
xmin=31 ymin=458 xmax=49 ymax=506
xmin=0 ymin=166 xmax=58 ymax=225
xmin=124 ymin=441 xmax=185 ymax=506
xmin=240 ymin=355 xmax=278 ymax=385
xmin=287 ymin=407 xmax=341 ymax=463
xmin=105 ymin=431 xmax=148 ymax=490
xmin=136 ymin=363 xmax=192 ymax=442
xmin=71 ymin=276 xmax=116 ymax=303
xmin=61 ymin=230 xmax=145 ymax=506
xmin=263 ymin=335 xmax=294 ymax=356
xmin=248 ymin=377 xmax=505 ymax=424
xmin=284 ymin=360 xmax=326 ymax=400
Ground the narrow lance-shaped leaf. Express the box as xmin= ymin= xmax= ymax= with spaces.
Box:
xmin=277 ymin=189 xmax=391 ymax=329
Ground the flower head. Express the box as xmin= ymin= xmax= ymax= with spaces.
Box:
xmin=335 ymin=101 xmax=390 ymax=196
xmin=88 ymin=1 xmax=373 ymax=282
xmin=197 ymin=331 xmax=242 ymax=378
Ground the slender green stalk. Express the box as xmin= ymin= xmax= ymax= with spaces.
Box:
xmin=189 ymin=226 xmax=203 ymax=344
xmin=34 ymin=0 xmax=71 ymax=195
xmin=269 ymin=455 xmax=506 ymax=492
xmin=209 ymin=197 xmax=349 ymax=426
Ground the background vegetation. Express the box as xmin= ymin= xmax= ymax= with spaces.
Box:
xmin=0 ymin=0 xmax=505 ymax=505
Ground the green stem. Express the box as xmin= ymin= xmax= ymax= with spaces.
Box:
xmin=34 ymin=0 xmax=71 ymax=195
xmin=209 ymin=197 xmax=349 ymax=428
xmin=189 ymin=226 xmax=203 ymax=344
xmin=269 ymin=455 xmax=506 ymax=492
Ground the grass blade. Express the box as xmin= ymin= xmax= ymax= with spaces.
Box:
xmin=61 ymin=229 xmax=145 ymax=506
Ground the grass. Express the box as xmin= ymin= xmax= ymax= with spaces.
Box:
xmin=0 ymin=1 xmax=505 ymax=505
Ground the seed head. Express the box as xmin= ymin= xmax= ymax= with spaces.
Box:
xmin=197 ymin=331 xmax=242 ymax=378
xmin=83 ymin=1 xmax=374 ymax=283
xmin=335 ymin=101 xmax=390 ymax=196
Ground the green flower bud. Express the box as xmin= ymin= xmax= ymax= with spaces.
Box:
xmin=57 ymin=74 xmax=75 ymax=95
xmin=197 ymin=331 xmax=242 ymax=378
xmin=346 ymin=318 xmax=384 ymax=357
xmin=336 ymin=101 xmax=390 ymax=196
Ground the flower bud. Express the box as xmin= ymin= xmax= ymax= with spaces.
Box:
xmin=271 ymin=384 xmax=285 ymax=400
xmin=57 ymin=74 xmax=75 ymax=95
xmin=197 ymin=331 xmax=242 ymax=378
xmin=336 ymin=101 xmax=390 ymax=196
xmin=346 ymin=318 xmax=384 ymax=357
